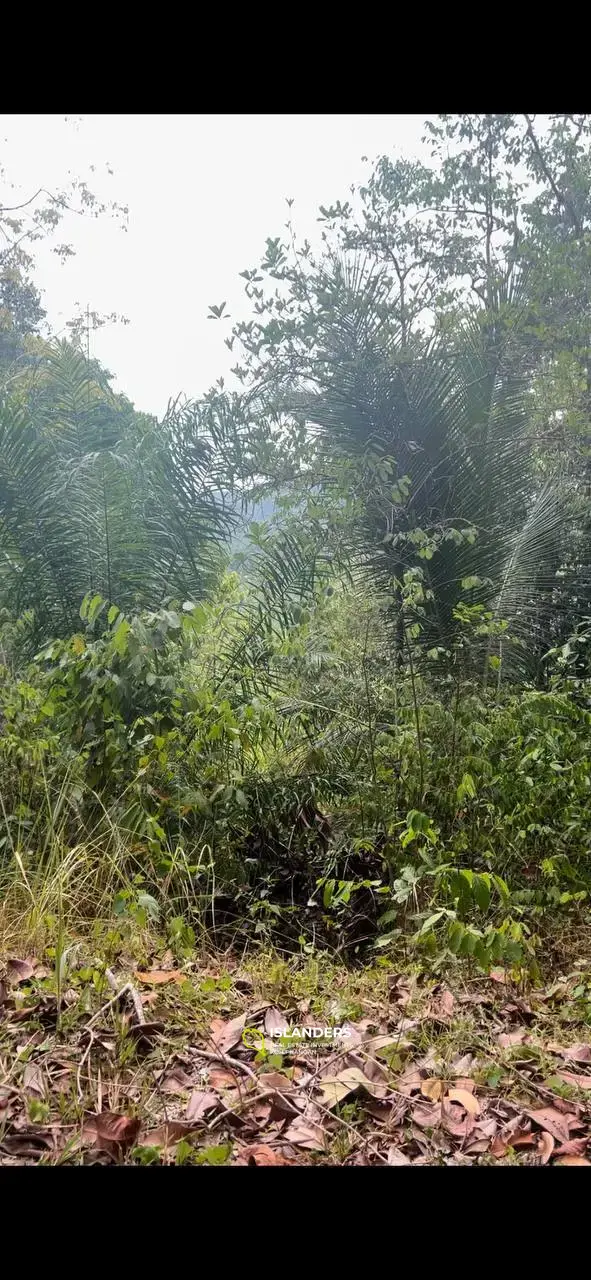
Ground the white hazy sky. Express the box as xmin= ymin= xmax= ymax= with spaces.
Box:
xmin=1 ymin=115 xmax=429 ymax=417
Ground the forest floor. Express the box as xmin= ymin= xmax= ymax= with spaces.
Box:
xmin=2 ymin=933 xmax=591 ymax=1166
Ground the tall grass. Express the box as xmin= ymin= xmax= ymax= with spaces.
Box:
xmin=0 ymin=770 xmax=135 ymax=953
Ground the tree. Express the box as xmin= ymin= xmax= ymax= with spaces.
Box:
xmin=0 ymin=149 xmax=128 ymax=376
xmin=213 ymin=116 xmax=591 ymax=678
xmin=0 ymin=344 xmax=242 ymax=642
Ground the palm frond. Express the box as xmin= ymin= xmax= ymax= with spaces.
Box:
xmin=251 ymin=255 xmax=580 ymax=674
xmin=0 ymin=344 xmax=243 ymax=641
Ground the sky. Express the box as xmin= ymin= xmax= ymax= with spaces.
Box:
xmin=1 ymin=115 xmax=429 ymax=417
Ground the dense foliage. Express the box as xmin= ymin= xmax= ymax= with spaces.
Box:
xmin=1 ymin=115 xmax=591 ymax=978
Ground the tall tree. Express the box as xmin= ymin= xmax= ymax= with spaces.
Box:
xmin=216 ymin=115 xmax=591 ymax=676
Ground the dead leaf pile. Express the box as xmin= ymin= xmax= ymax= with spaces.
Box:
xmin=1 ymin=953 xmax=591 ymax=1165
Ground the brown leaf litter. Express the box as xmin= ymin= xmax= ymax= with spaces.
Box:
xmin=2 ymin=952 xmax=591 ymax=1165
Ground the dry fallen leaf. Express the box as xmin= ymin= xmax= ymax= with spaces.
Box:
xmin=475 ymin=1116 xmax=497 ymax=1140
xmin=127 ymin=1020 xmax=164 ymax=1048
xmin=421 ymin=1078 xmax=443 ymax=1102
xmin=441 ymin=1102 xmax=476 ymax=1138
xmin=553 ymin=1138 xmax=588 ymax=1156
xmin=396 ymin=1067 xmax=423 ymax=1096
xmin=85 ymin=1111 xmax=140 ymax=1151
xmin=537 ymin=1132 xmax=555 ymax=1164
xmin=283 ymin=1114 xmax=326 ymax=1151
xmin=337 ymin=1021 xmax=364 ymax=1051
xmin=138 ymin=1121 xmax=198 ymax=1149
xmin=210 ymin=1012 xmax=247 ymax=1054
xmin=489 ymin=967 xmax=507 ymax=984
xmin=317 ymin=1066 xmax=387 ymax=1108
xmin=554 ymin=1155 xmax=591 ymax=1166
xmin=368 ymin=1033 xmax=408 ymax=1056
xmin=22 ymin=1062 xmax=45 ymax=1097
xmin=264 ymin=1007 xmax=289 ymax=1036
xmin=6 ymin=958 xmax=35 ymax=984
xmin=185 ymin=1090 xmax=219 ymax=1121
xmin=490 ymin=1135 xmax=509 ymax=1157
xmin=503 ymin=999 xmax=534 ymax=1023
xmin=237 ymin=1143 xmax=295 ymax=1166
xmin=134 ymin=969 xmax=184 ymax=985
xmin=453 ymin=1077 xmax=476 ymax=1093
xmin=396 ymin=1017 xmax=420 ymax=1035
xmin=557 ymin=1071 xmax=591 ymax=1090
xmin=492 ymin=1115 xmax=535 ymax=1154
xmin=160 ymin=1065 xmax=194 ymax=1094
xmin=447 ymin=1088 xmax=480 ymax=1116
xmin=208 ymin=1067 xmax=239 ymax=1090
xmin=251 ymin=1101 xmax=273 ymax=1125
xmin=498 ymin=1029 xmax=527 ymax=1048
xmin=411 ymin=1102 xmax=441 ymax=1129
xmin=431 ymin=989 xmax=455 ymax=1019
xmin=258 ymin=1071 xmax=295 ymax=1093
xmin=387 ymin=1147 xmax=411 ymax=1165
xmin=317 ymin=1068 xmax=366 ymax=1108
xmin=525 ymin=1107 xmax=578 ymax=1144
xmin=546 ymin=1041 xmax=591 ymax=1063
xmin=0 ymin=1128 xmax=55 ymax=1158
xmin=451 ymin=1053 xmax=475 ymax=1076
xmin=360 ymin=1055 xmax=390 ymax=1088
xmin=561 ymin=1044 xmax=591 ymax=1064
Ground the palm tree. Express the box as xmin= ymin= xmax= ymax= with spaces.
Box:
xmin=0 ymin=343 xmax=240 ymax=642
xmin=244 ymin=259 xmax=586 ymax=682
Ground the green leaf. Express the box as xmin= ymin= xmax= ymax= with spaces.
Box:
xmin=112 ymin=619 xmax=131 ymax=656
xmin=456 ymin=772 xmax=476 ymax=803
xmin=137 ymin=893 xmax=160 ymax=921
xmin=493 ymin=875 xmax=510 ymax=907
xmin=473 ymin=874 xmax=491 ymax=912
xmin=417 ymin=909 xmax=447 ymax=937
xmin=87 ymin=594 xmax=105 ymax=624
xmin=448 ymin=921 xmax=464 ymax=953
xmin=459 ymin=928 xmax=478 ymax=956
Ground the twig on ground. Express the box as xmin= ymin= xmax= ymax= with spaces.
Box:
xmin=192 ymin=1047 xmax=258 ymax=1082
xmin=206 ymin=1085 xmax=276 ymax=1131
